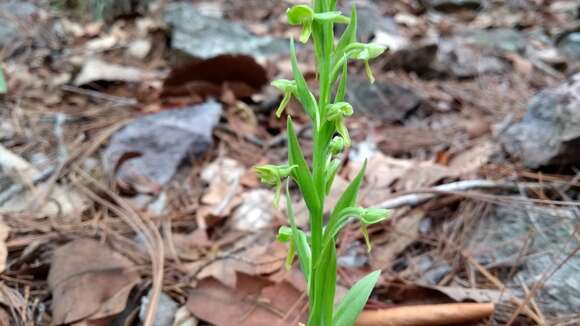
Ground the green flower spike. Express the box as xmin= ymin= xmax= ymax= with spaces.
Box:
xmin=271 ymin=79 xmax=297 ymax=117
xmin=255 ymin=164 xmax=297 ymax=207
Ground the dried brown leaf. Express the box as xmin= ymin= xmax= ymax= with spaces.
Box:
xmin=48 ymin=238 xmax=140 ymax=325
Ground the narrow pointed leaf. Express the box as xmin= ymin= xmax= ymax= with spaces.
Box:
xmin=287 ymin=118 xmax=321 ymax=216
xmin=320 ymin=242 xmax=337 ymax=326
xmin=285 ymin=182 xmax=311 ymax=283
xmin=334 ymin=57 xmax=348 ymax=101
xmin=329 ymin=159 xmax=367 ymax=222
xmin=334 ymin=6 xmax=357 ymax=63
xmin=333 ymin=270 xmax=381 ymax=326
xmin=290 ymin=38 xmax=318 ymax=123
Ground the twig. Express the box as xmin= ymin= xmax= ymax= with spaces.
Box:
xmin=356 ymin=303 xmax=495 ymax=326
xmin=375 ymin=179 xmax=565 ymax=210
xmin=61 ymin=85 xmax=138 ymax=107
xmin=0 ymin=168 xmax=54 ymax=206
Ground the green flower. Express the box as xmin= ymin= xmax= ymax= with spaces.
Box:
xmin=255 ymin=164 xmax=297 ymax=207
xmin=287 ymin=5 xmax=350 ymax=43
xmin=344 ymin=42 xmax=387 ymax=83
xmin=326 ymin=102 xmax=353 ymax=121
xmin=287 ymin=5 xmax=314 ymax=43
xmin=271 ymin=79 xmax=297 ymax=117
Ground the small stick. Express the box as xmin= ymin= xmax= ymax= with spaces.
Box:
xmin=376 ymin=180 xmax=556 ymax=209
xmin=356 ymin=303 xmax=495 ymax=326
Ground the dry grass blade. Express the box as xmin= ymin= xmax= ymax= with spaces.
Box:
xmin=72 ymin=166 xmax=164 ymax=326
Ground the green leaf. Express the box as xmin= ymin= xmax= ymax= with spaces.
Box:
xmin=334 ymin=6 xmax=357 ymax=64
xmin=313 ymin=11 xmax=350 ymax=24
xmin=333 ymin=270 xmax=381 ymax=326
xmin=289 ymin=38 xmax=319 ymax=125
xmin=329 ymin=0 xmax=337 ymax=10
xmin=329 ymin=159 xmax=367 ymax=221
xmin=0 ymin=67 xmax=6 ymax=94
xmin=334 ymin=57 xmax=348 ymax=102
xmin=287 ymin=118 xmax=321 ymax=217
xmin=320 ymin=241 xmax=337 ymax=326
xmin=285 ymin=181 xmax=311 ymax=283
xmin=324 ymin=158 xmax=341 ymax=195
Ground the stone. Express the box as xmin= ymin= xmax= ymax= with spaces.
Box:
xmin=468 ymin=204 xmax=580 ymax=315
xmin=462 ymin=28 xmax=527 ymax=53
xmin=432 ymin=29 xmax=526 ymax=78
xmin=338 ymin=0 xmax=399 ymax=43
xmin=347 ymin=79 xmax=426 ymax=122
xmin=557 ymin=31 xmax=580 ymax=60
xmin=140 ymin=291 xmax=179 ymax=326
xmin=501 ymin=75 xmax=580 ymax=168
xmin=0 ymin=2 xmax=39 ymax=47
xmin=88 ymin=0 xmax=152 ymax=21
xmin=163 ymin=2 xmax=287 ymax=60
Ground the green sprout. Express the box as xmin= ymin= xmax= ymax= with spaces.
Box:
xmin=256 ymin=0 xmax=390 ymax=325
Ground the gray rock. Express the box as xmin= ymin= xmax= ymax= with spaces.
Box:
xmin=0 ymin=1 xmax=39 ymax=47
xmin=338 ymin=0 xmax=399 ymax=42
xmin=468 ymin=204 xmax=580 ymax=315
xmin=140 ymin=290 xmax=179 ymax=326
xmin=432 ymin=29 xmax=526 ymax=78
xmin=501 ymin=75 xmax=580 ymax=168
xmin=462 ymin=28 xmax=527 ymax=53
xmin=163 ymin=2 xmax=287 ymax=60
xmin=557 ymin=32 xmax=580 ymax=60
xmin=347 ymin=79 xmax=426 ymax=122
xmin=103 ymin=101 xmax=222 ymax=194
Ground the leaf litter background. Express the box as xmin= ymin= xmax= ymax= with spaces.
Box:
xmin=0 ymin=0 xmax=579 ymax=325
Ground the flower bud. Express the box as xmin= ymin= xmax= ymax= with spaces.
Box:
xmin=326 ymin=102 xmax=353 ymax=121
xmin=329 ymin=136 xmax=344 ymax=155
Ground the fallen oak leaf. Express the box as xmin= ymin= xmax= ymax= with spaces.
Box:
xmin=48 ymin=238 xmax=140 ymax=325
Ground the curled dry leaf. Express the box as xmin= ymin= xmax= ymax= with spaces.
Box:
xmin=161 ymin=54 xmax=269 ymax=101
xmin=199 ymin=157 xmax=245 ymax=218
xmin=197 ymin=236 xmax=286 ymax=288
xmin=48 ymin=238 xmax=140 ymax=325
xmin=231 ymin=189 xmax=276 ymax=231
xmin=103 ymin=101 xmax=222 ymax=194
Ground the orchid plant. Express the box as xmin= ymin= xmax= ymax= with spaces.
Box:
xmin=256 ymin=0 xmax=390 ymax=325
